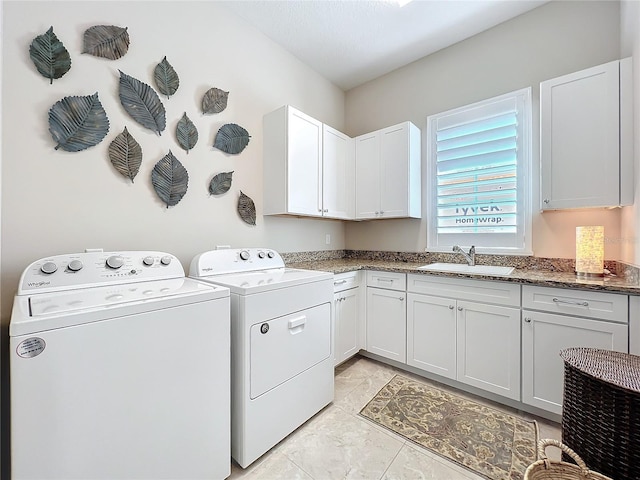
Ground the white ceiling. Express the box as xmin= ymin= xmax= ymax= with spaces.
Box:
xmin=219 ymin=0 xmax=549 ymax=91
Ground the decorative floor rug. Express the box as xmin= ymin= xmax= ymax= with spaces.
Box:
xmin=360 ymin=375 xmax=538 ymax=480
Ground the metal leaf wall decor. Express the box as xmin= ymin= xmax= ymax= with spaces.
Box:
xmin=48 ymin=92 xmax=109 ymax=152
xmin=154 ymin=56 xmax=179 ymax=99
xmin=176 ymin=113 xmax=198 ymax=154
xmin=238 ymin=191 xmax=256 ymax=226
xmin=119 ymin=70 xmax=166 ymax=135
xmin=29 ymin=26 xmax=71 ymax=84
xmin=151 ymin=151 xmax=189 ymax=208
xmin=82 ymin=25 xmax=129 ymax=60
xmin=202 ymin=88 xmax=228 ymax=114
xmin=214 ymin=123 xmax=250 ymax=154
xmin=108 ymin=127 xmax=142 ymax=182
xmin=209 ymin=171 xmax=233 ymax=196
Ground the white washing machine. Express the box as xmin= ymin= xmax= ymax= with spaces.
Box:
xmin=10 ymin=250 xmax=231 ymax=480
xmin=189 ymin=248 xmax=334 ymax=468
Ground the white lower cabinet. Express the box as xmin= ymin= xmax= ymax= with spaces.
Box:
xmin=406 ymin=293 xmax=456 ymax=379
xmin=358 ymin=271 xmax=632 ymax=416
xmin=333 ymin=272 xmax=363 ymax=366
xmin=456 ymin=300 xmax=520 ymax=400
xmin=366 ymin=271 xmax=407 ymax=363
xmin=521 ymin=285 xmax=629 ymax=415
xmin=406 ymin=274 xmax=521 ymax=401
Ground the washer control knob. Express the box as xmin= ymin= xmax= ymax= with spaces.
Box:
xmin=41 ymin=261 xmax=58 ymax=274
xmin=160 ymin=255 xmax=172 ymax=266
xmin=106 ymin=255 xmax=124 ymax=269
xmin=267 ymin=251 xmax=275 ymax=258
xmin=239 ymin=250 xmax=250 ymax=261
xmin=258 ymin=251 xmax=266 ymax=259
xmin=68 ymin=260 xmax=83 ymax=272
xmin=142 ymin=256 xmax=155 ymax=266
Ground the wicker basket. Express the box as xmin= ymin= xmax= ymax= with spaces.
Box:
xmin=560 ymin=348 xmax=640 ymax=479
xmin=525 ymin=439 xmax=612 ymax=480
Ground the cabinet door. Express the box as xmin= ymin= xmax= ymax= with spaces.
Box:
xmin=540 ymin=60 xmax=620 ymax=209
xmin=355 ymin=132 xmax=381 ymax=219
xmin=323 ymin=125 xmax=354 ymax=219
xmin=366 ymin=287 xmax=406 ymax=363
xmin=379 ymin=123 xmax=409 ymax=218
xmin=522 ymin=310 xmax=628 ymax=414
xmin=406 ymin=293 xmax=456 ymax=379
xmin=457 ymin=301 xmax=521 ymax=400
xmin=287 ymin=108 xmax=323 ymax=216
xmin=334 ymin=287 xmax=360 ymax=366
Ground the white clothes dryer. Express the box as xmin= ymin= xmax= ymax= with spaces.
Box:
xmin=10 ymin=250 xmax=231 ymax=480
xmin=189 ymin=248 xmax=334 ymax=468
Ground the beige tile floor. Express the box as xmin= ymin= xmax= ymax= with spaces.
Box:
xmin=229 ymin=355 xmax=561 ymax=480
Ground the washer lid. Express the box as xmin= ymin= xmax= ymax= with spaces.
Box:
xmin=10 ymin=278 xmax=229 ymax=337
xmin=194 ymin=268 xmax=332 ymax=295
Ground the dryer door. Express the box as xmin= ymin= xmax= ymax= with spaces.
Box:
xmin=250 ymin=303 xmax=331 ymax=399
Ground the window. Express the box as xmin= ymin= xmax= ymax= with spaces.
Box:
xmin=426 ymin=88 xmax=532 ymax=255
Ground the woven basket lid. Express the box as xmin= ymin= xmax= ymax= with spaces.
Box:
xmin=560 ymin=347 xmax=640 ymax=393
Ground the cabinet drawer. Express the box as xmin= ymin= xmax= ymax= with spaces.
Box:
xmin=367 ymin=271 xmax=406 ymax=291
xmin=407 ymin=274 xmax=520 ymax=307
xmin=333 ymin=271 xmax=359 ymax=292
xmin=522 ymin=285 xmax=628 ymax=323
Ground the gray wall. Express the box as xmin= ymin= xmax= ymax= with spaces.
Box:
xmin=344 ymin=0 xmax=624 ymax=260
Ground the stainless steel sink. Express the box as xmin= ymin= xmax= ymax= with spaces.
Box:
xmin=417 ymin=263 xmax=514 ymax=276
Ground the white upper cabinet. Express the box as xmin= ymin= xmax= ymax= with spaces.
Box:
xmin=263 ymin=105 xmax=354 ymax=219
xmin=355 ymin=122 xmax=421 ymax=220
xmin=540 ymin=58 xmax=633 ymax=210
xmin=323 ymin=125 xmax=355 ymax=219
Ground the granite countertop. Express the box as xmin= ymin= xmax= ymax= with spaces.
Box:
xmin=286 ymin=258 xmax=640 ymax=295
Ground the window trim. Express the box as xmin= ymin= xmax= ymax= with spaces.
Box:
xmin=426 ymin=87 xmax=533 ymax=256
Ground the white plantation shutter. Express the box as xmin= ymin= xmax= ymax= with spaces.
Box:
xmin=427 ymin=88 xmax=532 ymax=254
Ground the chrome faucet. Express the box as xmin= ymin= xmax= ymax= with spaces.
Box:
xmin=453 ymin=245 xmax=475 ymax=266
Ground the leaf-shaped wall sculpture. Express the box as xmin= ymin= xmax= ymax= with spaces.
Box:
xmin=238 ymin=191 xmax=256 ymax=226
xmin=29 ymin=26 xmax=71 ymax=84
xmin=209 ymin=171 xmax=234 ymax=195
xmin=82 ymin=25 xmax=129 ymax=60
xmin=119 ymin=70 xmax=166 ymax=135
xmin=151 ymin=151 xmax=189 ymax=208
xmin=214 ymin=123 xmax=250 ymax=154
xmin=154 ymin=56 xmax=179 ymax=99
xmin=108 ymin=127 xmax=142 ymax=182
xmin=48 ymin=92 xmax=109 ymax=152
xmin=176 ymin=113 xmax=198 ymax=154
xmin=202 ymin=88 xmax=229 ymax=114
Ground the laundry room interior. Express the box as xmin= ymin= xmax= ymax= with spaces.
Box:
xmin=2 ymin=0 xmax=640 ymax=479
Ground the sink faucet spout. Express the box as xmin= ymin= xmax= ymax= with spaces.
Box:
xmin=453 ymin=245 xmax=476 ymax=266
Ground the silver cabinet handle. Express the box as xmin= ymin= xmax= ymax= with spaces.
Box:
xmin=543 ymin=199 xmax=550 ymax=204
xmin=552 ymin=297 xmax=589 ymax=307
xmin=377 ymin=278 xmax=394 ymax=283
xmin=524 ymin=317 xmax=532 ymax=323
xmin=399 ymin=296 xmax=404 ymax=301
xmin=334 ymin=279 xmax=347 ymax=286
xmin=449 ymin=305 xmax=454 ymax=310
xmin=457 ymin=306 xmax=463 ymax=311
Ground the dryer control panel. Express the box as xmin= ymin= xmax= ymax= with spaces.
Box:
xmin=18 ymin=251 xmax=185 ymax=294
xmin=190 ymin=248 xmax=284 ymax=276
